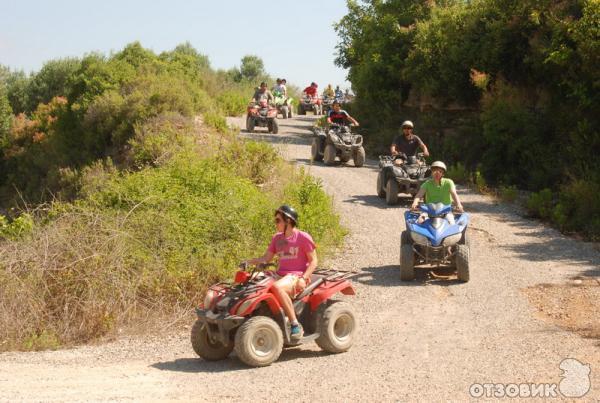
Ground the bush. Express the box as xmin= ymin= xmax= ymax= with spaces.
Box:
xmin=216 ymin=91 xmax=248 ymax=116
xmin=526 ymin=188 xmax=554 ymax=219
xmin=0 ymin=213 xmax=34 ymax=240
xmin=552 ymin=180 xmax=600 ymax=240
xmin=0 ymin=139 xmax=345 ymax=350
xmin=499 ymin=185 xmax=518 ymax=203
xmin=446 ymin=162 xmax=469 ymax=184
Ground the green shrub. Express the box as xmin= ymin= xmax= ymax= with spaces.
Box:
xmin=284 ymin=171 xmax=346 ymax=256
xmin=446 ymin=162 xmax=469 ymax=184
xmin=499 ymin=185 xmax=518 ymax=203
xmin=527 ymin=188 xmax=554 ymax=219
xmin=552 ymin=180 xmax=600 ymax=240
xmin=216 ymin=91 xmax=248 ymax=116
xmin=474 ymin=170 xmax=488 ymax=194
xmin=0 ymin=213 xmax=34 ymax=240
xmin=203 ymin=111 xmax=228 ymax=133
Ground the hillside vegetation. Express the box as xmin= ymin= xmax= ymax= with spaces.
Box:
xmin=336 ymin=0 xmax=599 ymax=239
xmin=0 ymin=43 xmax=344 ymax=350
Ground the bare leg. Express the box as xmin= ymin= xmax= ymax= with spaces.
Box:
xmin=271 ymin=276 xmax=298 ymax=322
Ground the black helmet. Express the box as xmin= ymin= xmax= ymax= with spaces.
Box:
xmin=276 ymin=205 xmax=298 ymax=225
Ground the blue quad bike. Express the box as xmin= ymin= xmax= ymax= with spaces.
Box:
xmin=400 ymin=203 xmax=470 ymax=282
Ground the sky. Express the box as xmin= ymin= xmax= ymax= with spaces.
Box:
xmin=0 ymin=0 xmax=351 ymax=89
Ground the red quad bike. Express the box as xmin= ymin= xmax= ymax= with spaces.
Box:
xmin=191 ymin=263 xmax=357 ymax=367
xmin=246 ymin=100 xmax=279 ymax=134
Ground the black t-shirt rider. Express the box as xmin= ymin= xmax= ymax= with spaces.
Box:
xmin=392 ymin=133 xmax=424 ymax=156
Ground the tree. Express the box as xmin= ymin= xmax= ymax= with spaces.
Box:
xmin=26 ymin=58 xmax=81 ymax=113
xmin=239 ymin=55 xmax=264 ymax=81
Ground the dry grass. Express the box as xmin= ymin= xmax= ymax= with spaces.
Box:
xmin=0 ymin=208 xmax=206 ymax=351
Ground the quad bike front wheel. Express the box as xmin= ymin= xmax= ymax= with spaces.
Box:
xmin=190 ymin=320 xmax=234 ymax=361
xmin=268 ymin=119 xmax=279 ymax=134
xmin=311 ymin=138 xmax=324 ymax=162
xmin=234 ymin=316 xmax=283 ymax=367
xmin=324 ymin=144 xmax=337 ymax=165
xmin=456 ymin=244 xmax=470 ymax=282
xmin=315 ymin=301 xmax=357 ymax=353
xmin=246 ymin=116 xmax=255 ymax=133
xmin=400 ymin=231 xmax=415 ymax=281
xmin=376 ymin=172 xmax=386 ymax=198
xmin=385 ymin=179 xmax=399 ymax=205
xmin=353 ymin=147 xmax=365 ymax=167
xmin=280 ymin=106 xmax=288 ymax=119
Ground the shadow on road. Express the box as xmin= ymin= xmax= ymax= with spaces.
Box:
xmin=466 ymin=200 xmax=600 ymax=272
xmin=151 ymin=349 xmax=328 ymax=373
xmin=354 ymin=265 xmax=465 ymax=287
xmin=343 ymin=194 xmax=412 ymax=210
xmin=151 ymin=357 xmax=248 ymax=373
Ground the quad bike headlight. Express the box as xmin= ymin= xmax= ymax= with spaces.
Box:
xmin=411 ymin=232 xmax=430 ymax=245
xmin=443 ymin=233 xmax=463 ymax=246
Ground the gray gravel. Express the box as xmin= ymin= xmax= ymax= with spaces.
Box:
xmin=1 ymin=116 xmax=598 ymax=402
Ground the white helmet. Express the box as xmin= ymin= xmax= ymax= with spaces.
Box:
xmin=431 ymin=161 xmax=447 ymax=172
xmin=401 ymin=120 xmax=414 ymax=129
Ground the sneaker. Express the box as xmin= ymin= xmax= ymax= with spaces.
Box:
xmin=290 ymin=323 xmax=304 ymax=340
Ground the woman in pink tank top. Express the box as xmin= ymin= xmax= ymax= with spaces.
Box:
xmin=244 ymin=205 xmax=318 ymax=340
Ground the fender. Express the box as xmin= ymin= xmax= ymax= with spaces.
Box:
xmin=231 ymin=290 xmax=281 ymax=316
xmin=308 ymin=280 xmax=355 ymax=311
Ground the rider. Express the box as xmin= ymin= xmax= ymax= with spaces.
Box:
xmin=327 ymin=101 xmax=359 ymax=126
xmin=335 ymin=85 xmax=344 ymax=99
xmin=303 ymin=82 xmax=319 ymax=98
xmin=390 ymin=120 xmax=430 ymax=161
xmin=323 ymin=84 xmax=335 ymax=98
xmin=411 ymin=161 xmax=464 ymax=223
xmin=272 ymin=78 xmax=287 ymax=97
xmin=252 ymin=82 xmax=274 ymax=103
xmin=243 ymin=206 xmax=317 ymax=340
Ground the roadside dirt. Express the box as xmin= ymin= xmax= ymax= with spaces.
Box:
xmin=0 ymin=116 xmax=598 ymax=401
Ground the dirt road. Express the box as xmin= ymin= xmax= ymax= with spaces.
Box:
xmin=1 ymin=116 xmax=598 ymax=401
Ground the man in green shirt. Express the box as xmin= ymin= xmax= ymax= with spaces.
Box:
xmin=411 ymin=161 xmax=464 ymax=222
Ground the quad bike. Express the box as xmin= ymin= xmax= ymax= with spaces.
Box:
xmin=246 ymin=100 xmax=279 ymax=134
xmin=311 ymin=123 xmax=365 ymax=167
xmin=321 ymin=95 xmax=335 ymax=115
xmin=377 ymin=153 xmax=430 ymax=205
xmin=298 ymin=94 xmax=322 ymax=115
xmin=273 ymin=91 xmax=293 ymax=119
xmin=191 ymin=263 xmax=357 ymax=367
xmin=400 ymin=203 xmax=470 ymax=282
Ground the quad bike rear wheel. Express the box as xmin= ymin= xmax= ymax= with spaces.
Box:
xmin=288 ymin=109 xmax=293 ymax=118
xmin=315 ymin=301 xmax=356 ymax=353
xmin=385 ymin=179 xmax=399 ymax=205
xmin=190 ymin=320 xmax=234 ymax=361
xmin=456 ymin=244 xmax=470 ymax=282
xmin=353 ymin=147 xmax=365 ymax=167
xmin=311 ymin=138 xmax=324 ymax=162
xmin=246 ymin=116 xmax=255 ymax=133
xmin=376 ymin=172 xmax=386 ymax=198
xmin=234 ymin=316 xmax=283 ymax=367
xmin=324 ymin=144 xmax=337 ymax=165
